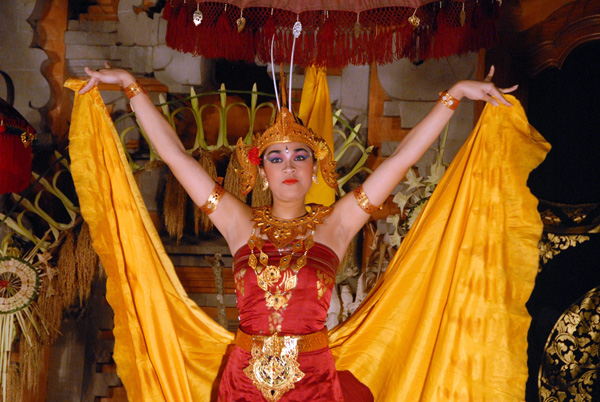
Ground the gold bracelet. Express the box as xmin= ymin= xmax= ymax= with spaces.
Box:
xmin=354 ymin=185 xmax=381 ymax=215
xmin=200 ymin=184 xmax=225 ymax=215
xmin=437 ymin=90 xmax=460 ymax=111
xmin=124 ymin=80 xmax=147 ymax=99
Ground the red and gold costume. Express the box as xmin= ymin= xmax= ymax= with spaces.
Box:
xmin=219 ymin=240 xmax=343 ymax=401
xmin=66 ymin=78 xmax=550 ymax=402
xmin=218 ymin=204 xmax=371 ymax=401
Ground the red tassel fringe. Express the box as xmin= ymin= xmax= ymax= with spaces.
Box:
xmin=162 ymin=0 xmax=172 ymax=22
xmin=163 ymin=0 xmax=500 ymax=68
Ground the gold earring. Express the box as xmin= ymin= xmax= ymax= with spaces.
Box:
xmin=262 ymin=177 xmax=269 ymax=190
xmin=312 ymin=173 xmax=319 ymax=184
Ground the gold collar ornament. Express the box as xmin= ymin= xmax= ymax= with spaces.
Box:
xmin=251 ymin=204 xmax=333 ymax=249
xmin=235 ymin=107 xmax=338 ymax=195
xmin=247 ymin=204 xmax=333 ymax=312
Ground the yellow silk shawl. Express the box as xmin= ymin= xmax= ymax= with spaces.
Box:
xmin=299 ymin=66 xmax=336 ymax=206
xmin=65 ymin=78 xmax=549 ymax=402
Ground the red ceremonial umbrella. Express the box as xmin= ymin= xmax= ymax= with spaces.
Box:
xmin=163 ymin=0 xmax=501 ymax=68
xmin=0 ymin=72 xmax=35 ymax=194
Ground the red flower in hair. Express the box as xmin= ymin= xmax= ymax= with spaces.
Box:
xmin=248 ymin=147 xmax=261 ymax=166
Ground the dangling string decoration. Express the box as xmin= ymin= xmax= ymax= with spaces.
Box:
xmin=289 ymin=15 xmax=302 ymax=111
xmin=408 ymin=8 xmax=421 ymax=28
xmin=236 ymin=9 xmax=246 ymax=32
xmin=354 ymin=13 xmax=361 ymax=39
xmin=193 ymin=2 xmax=203 ymax=26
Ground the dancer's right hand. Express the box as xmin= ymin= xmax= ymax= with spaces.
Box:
xmin=79 ymin=61 xmax=135 ymax=95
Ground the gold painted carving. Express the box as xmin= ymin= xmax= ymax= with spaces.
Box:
xmin=243 ymin=333 xmax=305 ymax=402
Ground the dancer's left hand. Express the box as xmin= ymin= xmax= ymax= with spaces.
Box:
xmin=449 ymin=66 xmax=518 ymax=107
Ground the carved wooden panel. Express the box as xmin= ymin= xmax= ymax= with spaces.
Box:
xmin=506 ymin=0 xmax=600 ymax=76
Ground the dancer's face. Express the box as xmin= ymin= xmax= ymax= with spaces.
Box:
xmin=261 ymin=142 xmax=316 ymax=201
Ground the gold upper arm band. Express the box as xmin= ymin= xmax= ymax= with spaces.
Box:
xmin=200 ymin=184 xmax=225 ymax=215
xmin=354 ymin=185 xmax=381 ymax=215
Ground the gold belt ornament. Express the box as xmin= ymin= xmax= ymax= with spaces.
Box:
xmin=236 ymin=329 xmax=329 ymax=402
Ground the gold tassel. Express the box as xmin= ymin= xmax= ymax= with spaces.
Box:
xmin=57 ymin=231 xmax=77 ymax=309
xmin=163 ymin=171 xmax=187 ymax=243
xmin=20 ymin=326 xmax=44 ymax=396
xmin=6 ymin=363 xmax=22 ymax=402
xmin=223 ymin=153 xmax=247 ymax=203
xmin=251 ymin=174 xmax=272 ymax=207
xmin=193 ymin=151 xmax=218 ymax=234
xmin=36 ymin=283 xmax=62 ymax=344
xmin=75 ymin=222 xmax=99 ymax=303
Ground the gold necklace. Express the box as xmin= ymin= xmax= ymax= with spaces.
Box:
xmin=247 ymin=204 xmax=332 ymax=311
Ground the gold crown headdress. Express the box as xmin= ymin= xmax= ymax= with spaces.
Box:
xmin=235 ymin=33 xmax=337 ymax=196
xmin=235 ymin=108 xmax=337 ymax=195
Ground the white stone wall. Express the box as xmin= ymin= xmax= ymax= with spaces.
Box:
xmin=378 ymin=53 xmax=478 ymax=172
xmin=64 ymin=0 xmax=214 ymax=94
xmin=0 ymin=0 xmax=50 ymax=134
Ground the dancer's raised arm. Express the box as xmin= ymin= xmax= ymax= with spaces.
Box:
xmin=317 ymin=67 xmax=517 ymax=257
xmin=79 ymin=64 xmax=254 ymax=250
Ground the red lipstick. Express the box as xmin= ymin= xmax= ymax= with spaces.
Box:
xmin=283 ymin=178 xmax=299 ymax=185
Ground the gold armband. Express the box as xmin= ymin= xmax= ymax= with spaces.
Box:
xmin=437 ymin=90 xmax=460 ymax=111
xmin=124 ymin=80 xmax=147 ymax=99
xmin=354 ymin=185 xmax=381 ymax=215
xmin=200 ymin=184 xmax=225 ymax=215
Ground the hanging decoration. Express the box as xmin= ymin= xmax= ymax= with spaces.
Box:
xmin=163 ymin=0 xmax=501 ymax=68
xmin=408 ymin=8 xmax=421 ymax=28
xmin=0 ymin=154 xmax=98 ymax=401
xmin=0 ymin=255 xmax=41 ymax=402
xmin=236 ymin=9 xmax=246 ymax=32
xmin=193 ymin=2 xmax=203 ymax=26
xmin=0 ymin=96 xmax=36 ymax=195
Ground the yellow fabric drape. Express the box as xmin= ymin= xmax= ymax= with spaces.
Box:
xmin=65 ymin=79 xmax=233 ymax=402
xmin=299 ymin=66 xmax=336 ymax=206
xmin=330 ymin=95 xmax=550 ymax=401
xmin=66 ymin=76 xmax=548 ymax=402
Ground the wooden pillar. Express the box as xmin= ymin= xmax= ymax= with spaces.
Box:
xmin=366 ymin=63 xmax=409 ymax=170
xmin=38 ymin=0 xmax=69 ymax=143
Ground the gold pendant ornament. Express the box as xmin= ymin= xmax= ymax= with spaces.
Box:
xmin=243 ymin=333 xmax=305 ymax=402
xmin=265 ymin=290 xmax=291 ymax=311
xmin=257 ymin=265 xmax=282 ymax=289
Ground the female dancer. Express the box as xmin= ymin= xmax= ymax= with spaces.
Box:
xmin=79 ymin=64 xmax=516 ymax=402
